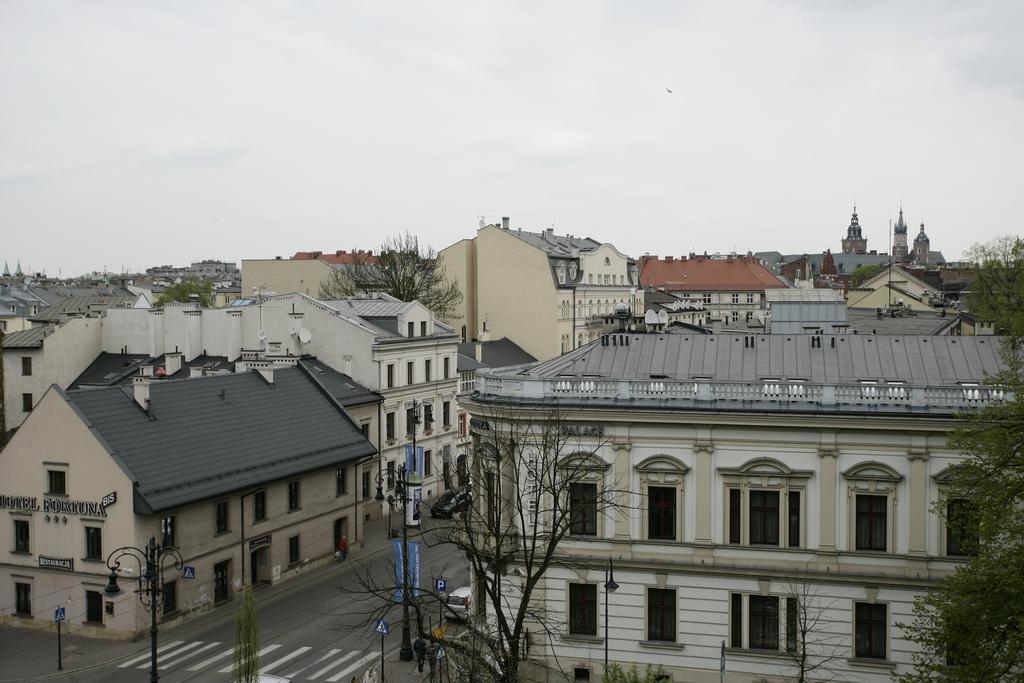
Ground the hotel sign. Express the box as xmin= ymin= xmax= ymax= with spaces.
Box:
xmin=0 ymin=491 xmax=118 ymax=518
xmin=39 ymin=556 xmax=74 ymax=572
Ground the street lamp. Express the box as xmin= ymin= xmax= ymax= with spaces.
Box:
xmin=104 ymin=536 xmax=183 ymax=683
xmin=604 ymin=559 xmax=618 ymax=675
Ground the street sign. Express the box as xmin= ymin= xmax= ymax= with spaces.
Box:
xmin=54 ymin=606 xmax=65 ymax=624
xmin=436 ymin=646 xmax=445 ymax=662
xmin=182 ymin=566 xmax=196 ymax=580
xmin=375 ymin=619 xmax=389 ymax=636
xmin=435 ymin=577 xmax=446 ymax=593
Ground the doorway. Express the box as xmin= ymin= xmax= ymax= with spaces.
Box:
xmin=214 ymin=560 xmax=230 ymax=603
xmin=250 ymin=547 xmax=271 ymax=585
xmin=334 ymin=517 xmax=348 ymax=548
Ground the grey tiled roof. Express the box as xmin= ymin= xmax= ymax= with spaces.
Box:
xmin=298 ymin=358 xmax=382 ymax=406
xmin=1 ymin=325 xmax=52 ymax=348
xmin=518 ymin=333 xmax=1005 ymax=386
xmin=846 ymin=309 xmax=960 ymax=336
xmin=505 ymin=229 xmax=602 ymax=257
xmin=72 ymin=353 xmax=234 ymax=388
xmin=323 ymin=298 xmax=414 ymax=318
xmin=458 ymin=338 xmax=538 ymax=369
xmin=31 ymin=294 xmax=136 ymax=321
xmin=63 ymin=367 xmax=377 ymax=512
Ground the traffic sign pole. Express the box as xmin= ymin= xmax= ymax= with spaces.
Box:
xmin=56 ymin=619 xmax=62 ymax=671
xmin=380 ymin=628 xmax=385 ymax=682
xmin=435 ymin=577 xmax=446 ymax=626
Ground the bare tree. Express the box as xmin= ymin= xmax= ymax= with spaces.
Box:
xmin=342 ymin=405 xmax=631 ymax=682
xmin=779 ymin=570 xmax=846 ymax=683
xmin=318 ymin=232 xmax=463 ymax=317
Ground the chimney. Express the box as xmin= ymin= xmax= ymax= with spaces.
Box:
xmin=501 ymin=216 xmax=510 ymax=230
xmin=164 ymin=352 xmax=182 ymax=376
xmin=664 ymin=256 xmax=673 ymax=262
xmin=474 ymin=342 xmax=483 ymax=363
xmin=139 ymin=364 xmax=154 ymax=378
xmin=132 ymin=376 xmax=151 ymax=411
xmin=546 ymin=227 xmax=554 ymax=236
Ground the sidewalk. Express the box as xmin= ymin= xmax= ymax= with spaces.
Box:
xmin=0 ymin=513 xmax=431 ymax=682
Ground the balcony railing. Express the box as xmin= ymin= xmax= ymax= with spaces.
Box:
xmin=474 ymin=371 xmax=1007 ymax=412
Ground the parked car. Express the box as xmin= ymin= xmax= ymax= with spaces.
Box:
xmin=430 ymin=487 xmax=471 ymax=519
xmin=445 ymin=586 xmax=473 ymax=621
xmin=232 ymin=675 xmax=291 ymax=683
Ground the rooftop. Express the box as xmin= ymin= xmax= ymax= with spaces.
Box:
xmin=1 ymin=325 xmax=52 ymax=349
xmin=63 ymin=367 xmax=377 ymax=512
xmin=640 ymin=255 xmax=787 ymax=292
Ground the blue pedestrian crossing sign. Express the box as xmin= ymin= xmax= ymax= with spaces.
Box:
xmin=182 ymin=566 xmax=196 ymax=580
xmin=436 ymin=646 xmax=446 ymax=662
xmin=435 ymin=577 xmax=446 ymax=593
xmin=54 ymin=606 xmax=66 ymax=624
xmin=375 ymin=619 xmax=389 ymax=636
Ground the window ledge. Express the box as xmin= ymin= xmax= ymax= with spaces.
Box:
xmin=82 ymin=557 xmax=104 ymax=564
xmin=215 ymin=530 xmax=232 ymax=537
xmin=11 ymin=550 xmax=32 ymax=556
xmin=847 ymin=657 xmax=896 ymax=669
xmin=725 ymin=647 xmax=789 ymax=661
xmin=288 ymin=507 xmax=302 ymax=514
xmin=638 ymin=640 xmax=685 ymax=650
xmin=561 ymin=634 xmax=603 ymax=644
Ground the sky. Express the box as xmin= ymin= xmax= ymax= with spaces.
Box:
xmin=2 ymin=0 xmax=1022 ymax=277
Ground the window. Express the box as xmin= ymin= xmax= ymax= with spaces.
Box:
xmin=946 ymin=499 xmax=977 ymax=557
xmin=749 ymin=596 xmax=779 ymax=650
xmin=702 ymin=293 xmax=712 ymax=305
xmin=423 ymin=403 xmax=434 ymax=431
xmin=215 ymin=501 xmax=229 ymax=534
xmin=387 ymin=461 xmax=395 ymax=490
xmin=424 ymin=450 xmax=432 ymax=477
xmin=568 ymin=483 xmax=597 ymax=536
xmin=336 ymin=466 xmax=348 ymax=496
xmin=14 ymin=519 xmax=30 ymax=552
xmin=362 ymin=471 xmax=370 ymax=499
xmin=459 ymin=413 xmax=467 ymax=436
xmin=386 ymin=412 xmax=396 ymax=441
xmin=854 ymin=603 xmax=887 ymax=659
xmin=386 ymin=364 xmax=395 ymax=388
xmin=161 ymin=515 xmax=176 ymax=547
xmin=647 ymin=588 xmax=676 ymax=642
xmin=407 ymin=361 xmax=414 ymax=384
xmin=786 ymin=597 xmax=797 ymax=652
xmin=568 ymin=583 xmax=598 ymax=636
xmin=162 ymin=581 xmax=177 ymax=615
xmin=746 ymin=293 xmax=755 ymax=304
xmin=729 ymin=489 xmax=741 ymax=544
xmin=855 ymin=495 xmax=887 ymax=551
xmin=485 ymin=472 xmax=498 ymax=528
xmin=22 ymin=393 xmax=32 ymax=412
xmin=407 ymin=321 xmax=415 ymax=337
xmin=288 ymin=481 xmax=300 ymax=511
xmin=84 ymin=589 xmax=103 ymax=623
xmin=730 ymin=593 xmax=743 ymax=647
xmin=85 ymin=526 xmax=102 ymax=560
xmin=360 ymin=422 xmax=370 ymax=439
xmin=788 ymin=491 xmax=800 ymax=548
xmin=253 ymin=491 xmax=267 ymax=521
xmin=443 ymin=357 xmax=450 ymax=379
xmin=442 ymin=401 xmax=451 ymax=427
xmin=731 ymin=293 xmax=739 ymax=304
xmin=15 ymin=583 xmax=31 ymax=616
xmin=647 ymin=486 xmax=676 ymax=540
xmin=289 ymin=535 xmax=300 ymax=564
xmin=425 ymin=359 xmax=432 ymax=382
xmin=420 ymin=321 xmax=427 ymax=336
xmin=21 ymin=356 xmax=32 ymax=376
xmin=406 ymin=407 xmax=417 ymax=437
xmin=749 ymin=491 xmax=779 ymax=545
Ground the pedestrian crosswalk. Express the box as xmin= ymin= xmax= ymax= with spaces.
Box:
xmin=117 ymin=640 xmax=386 ymax=681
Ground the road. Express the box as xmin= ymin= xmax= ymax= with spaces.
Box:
xmin=40 ymin=528 xmax=467 ymax=683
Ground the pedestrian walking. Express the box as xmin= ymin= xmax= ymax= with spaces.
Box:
xmin=337 ymin=535 xmax=349 ymax=561
xmin=414 ymin=636 xmax=427 ymax=672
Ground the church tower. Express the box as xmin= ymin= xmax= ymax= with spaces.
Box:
xmin=913 ymin=222 xmax=930 ymax=263
xmin=892 ymin=206 xmax=909 ymax=263
xmin=841 ymin=205 xmax=868 ymax=254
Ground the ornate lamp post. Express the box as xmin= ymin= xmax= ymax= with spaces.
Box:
xmin=373 ymin=460 xmax=418 ymax=663
xmin=104 ymin=536 xmax=183 ymax=683
xmin=604 ymin=559 xmax=618 ymax=675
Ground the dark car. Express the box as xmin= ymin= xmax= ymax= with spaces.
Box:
xmin=431 ymin=488 xmax=471 ymax=519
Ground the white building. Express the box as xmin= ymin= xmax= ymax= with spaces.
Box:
xmin=462 ymin=331 xmax=1004 ymax=682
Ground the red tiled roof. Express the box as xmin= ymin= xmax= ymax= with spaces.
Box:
xmin=639 ymin=255 xmax=787 ymax=292
xmin=292 ymin=250 xmax=377 ymax=265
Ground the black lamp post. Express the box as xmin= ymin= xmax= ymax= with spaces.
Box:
xmin=104 ymin=536 xmax=183 ymax=683
xmin=372 ymin=460 xmax=417 ymax=664
xmin=604 ymin=559 xmax=618 ymax=675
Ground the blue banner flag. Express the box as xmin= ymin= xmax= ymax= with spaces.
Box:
xmin=393 ymin=540 xmax=422 ymax=602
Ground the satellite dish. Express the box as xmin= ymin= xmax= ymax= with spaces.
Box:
xmin=658 ymin=310 xmax=669 ymax=324
xmin=298 ymin=328 xmax=312 ymax=344
xmin=257 ymin=330 xmax=266 ymax=341
xmin=478 ymin=217 xmax=486 ymax=229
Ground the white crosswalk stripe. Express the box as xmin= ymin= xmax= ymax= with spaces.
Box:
xmin=217 ymin=644 xmax=282 ymax=673
xmin=307 ymin=650 xmax=358 ymax=680
xmin=186 ymin=646 xmax=234 ymax=672
xmin=118 ymin=640 xmax=184 ymax=668
xmin=159 ymin=641 xmax=221 ymax=669
xmin=286 ymin=648 xmax=342 ymax=679
xmin=326 ymin=652 xmax=379 ymax=682
xmin=138 ymin=641 xmax=205 ymax=669
xmin=261 ymin=646 xmax=312 ymax=673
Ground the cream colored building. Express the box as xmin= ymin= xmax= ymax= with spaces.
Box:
xmin=463 ymin=332 xmax=1004 ymax=682
xmin=440 ymin=217 xmax=638 ymax=361
xmin=0 ymin=365 xmax=377 ymax=637
xmin=846 ymin=265 xmax=941 ymax=312
xmin=241 ymin=255 xmax=336 ymax=297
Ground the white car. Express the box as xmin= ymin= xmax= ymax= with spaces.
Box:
xmin=232 ymin=676 xmax=291 ymax=683
xmin=445 ymin=586 xmax=472 ymax=620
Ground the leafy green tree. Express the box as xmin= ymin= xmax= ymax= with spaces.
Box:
xmin=965 ymin=235 xmax=1024 ymax=336
xmin=899 ymin=242 xmax=1024 ymax=682
xmin=318 ymin=232 xmax=462 ymax=316
xmin=156 ymin=276 xmax=213 ymax=307
xmin=233 ymin=585 xmax=260 ymax=683
xmin=604 ymin=663 xmax=667 ymax=683
xmin=849 ymin=263 xmax=884 ymax=287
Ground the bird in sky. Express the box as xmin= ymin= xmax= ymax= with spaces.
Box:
xmin=666 ymin=87 xmax=673 ymax=93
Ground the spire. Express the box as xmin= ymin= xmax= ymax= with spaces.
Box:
xmin=2 ymin=260 xmax=9 ymax=277
xmin=15 ymin=260 xmax=22 ymax=276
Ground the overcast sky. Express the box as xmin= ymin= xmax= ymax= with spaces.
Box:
xmin=2 ymin=1 xmax=1022 ymax=276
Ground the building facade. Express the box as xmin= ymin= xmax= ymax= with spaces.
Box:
xmin=0 ymin=366 xmax=377 ymax=637
xmin=440 ymin=217 xmax=639 ymax=361
xmin=462 ymin=332 xmax=1003 ymax=682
